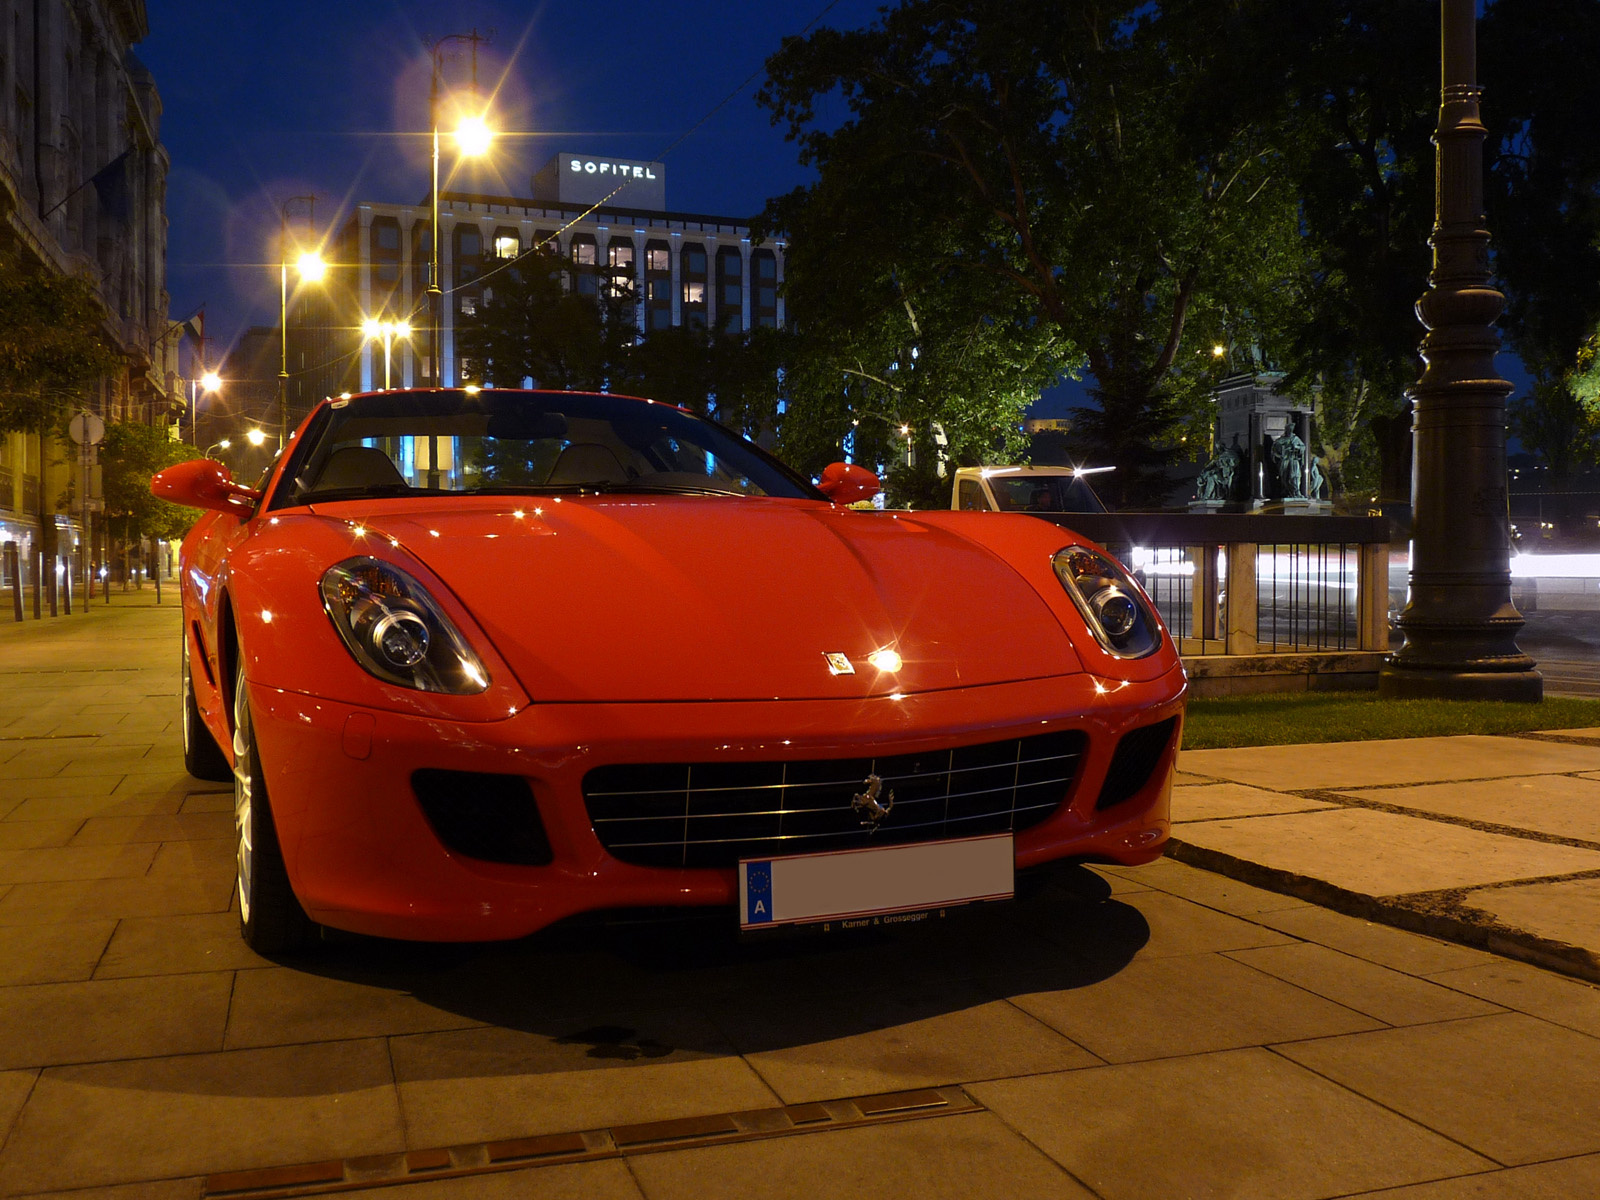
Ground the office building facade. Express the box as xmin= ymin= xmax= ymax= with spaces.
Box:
xmin=315 ymin=154 xmax=785 ymax=400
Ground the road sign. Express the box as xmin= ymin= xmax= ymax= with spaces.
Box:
xmin=68 ymin=412 xmax=105 ymax=446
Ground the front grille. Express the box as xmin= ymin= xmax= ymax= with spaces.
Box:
xmin=584 ymin=730 xmax=1087 ymax=869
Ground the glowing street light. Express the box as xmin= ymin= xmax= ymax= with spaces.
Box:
xmin=427 ymin=29 xmax=493 ymax=391
xmin=246 ymin=428 xmax=267 ymax=448
xmin=361 ymin=317 xmax=413 ymax=390
xmin=279 ymin=194 xmax=326 ymax=443
xmin=454 ymin=114 xmax=493 ymax=158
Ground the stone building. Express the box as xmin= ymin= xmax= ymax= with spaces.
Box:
xmin=298 ymin=152 xmax=785 ymax=412
xmin=0 ymin=0 xmax=178 ymax=591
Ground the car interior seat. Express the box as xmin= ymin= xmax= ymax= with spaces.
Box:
xmin=545 ymin=443 xmax=632 ymax=486
xmin=314 ymin=446 xmax=408 ymax=491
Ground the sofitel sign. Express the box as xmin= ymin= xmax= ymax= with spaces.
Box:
xmin=570 ymin=158 xmax=658 ymax=181
xmin=534 ymin=151 xmax=668 ymax=212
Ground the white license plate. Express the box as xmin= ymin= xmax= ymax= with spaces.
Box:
xmin=738 ymin=834 xmax=1014 ymax=931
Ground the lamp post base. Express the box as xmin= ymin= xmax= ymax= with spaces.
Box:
xmin=1379 ymin=662 xmax=1543 ymax=702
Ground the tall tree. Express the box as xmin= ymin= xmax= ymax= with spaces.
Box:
xmin=0 ymin=261 xmax=120 ymax=559
xmin=1482 ymin=0 xmax=1600 ymax=527
xmin=759 ymin=0 xmax=1298 ymax=505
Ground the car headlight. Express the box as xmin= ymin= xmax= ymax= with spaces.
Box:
xmin=1052 ymin=545 xmax=1162 ymax=659
xmin=320 ymin=557 xmax=490 ymax=693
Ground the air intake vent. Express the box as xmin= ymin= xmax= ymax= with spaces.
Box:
xmin=412 ymin=770 xmax=552 ymax=865
xmin=1095 ymin=717 xmax=1178 ymax=810
xmin=584 ymin=730 xmax=1087 ymax=870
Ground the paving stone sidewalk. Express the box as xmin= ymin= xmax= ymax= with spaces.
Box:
xmin=2 ymin=595 xmax=1600 ymax=1198
xmin=1172 ymin=731 xmax=1600 ymax=984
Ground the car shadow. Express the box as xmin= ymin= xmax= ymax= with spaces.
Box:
xmin=280 ymin=863 xmax=1150 ymax=1061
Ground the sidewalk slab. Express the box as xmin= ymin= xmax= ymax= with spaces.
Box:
xmin=1460 ymin=877 xmax=1600 ymax=958
xmin=1224 ymin=943 xmax=1504 ymax=1027
xmin=0 ymin=1039 xmax=404 ymax=1195
xmin=1171 ymin=781 xmax=1335 ymax=822
xmin=970 ymin=1048 xmax=1493 ymax=1200
xmin=0 ymin=972 xmax=232 ymax=1070
xmin=1340 ymin=774 xmax=1600 ymax=844
xmin=1175 ymin=807 xmax=1600 ymax=895
xmin=626 ymin=1111 xmax=1096 ymax=1200
xmin=1180 ymin=734 xmax=1600 ymax=790
xmin=1275 ymin=1012 xmax=1600 ymax=1166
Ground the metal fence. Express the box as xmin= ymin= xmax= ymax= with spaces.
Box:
xmin=1030 ymin=513 xmax=1391 ymax=658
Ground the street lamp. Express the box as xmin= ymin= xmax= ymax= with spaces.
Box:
xmin=428 ymin=30 xmax=493 ymax=390
xmin=246 ymin=428 xmax=267 ymax=448
xmin=205 ymin=438 xmax=231 ymax=460
xmin=279 ymin=195 xmax=326 ymax=444
xmin=188 ymin=370 xmax=221 ymax=447
xmin=361 ymin=317 xmax=413 ymax=390
xmin=1379 ymin=0 xmax=1540 ymax=700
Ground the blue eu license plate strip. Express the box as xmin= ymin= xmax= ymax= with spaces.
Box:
xmin=738 ymin=834 xmax=1014 ymax=931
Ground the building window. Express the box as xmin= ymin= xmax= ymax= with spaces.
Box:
xmin=648 ymin=307 xmax=672 ymax=331
xmin=571 ymin=240 xmax=596 ymax=266
xmin=458 ymin=227 xmax=482 ymax=257
xmin=376 ymin=225 xmax=400 ymax=251
xmin=647 ymin=278 xmax=671 ymax=302
xmin=494 ymin=232 xmax=519 ymax=258
xmin=609 ymin=241 xmax=634 ymax=268
xmin=646 ymin=246 xmax=670 ymax=272
xmin=534 ymin=230 xmax=557 ymax=254
xmin=683 ymin=281 xmax=705 ymax=304
xmin=752 ymin=249 xmax=779 ymax=328
xmin=682 ymin=247 xmax=706 ymax=276
xmin=377 ymin=262 xmax=398 ymax=283
xmin=461 ymin=296 xmax=477 ymax=315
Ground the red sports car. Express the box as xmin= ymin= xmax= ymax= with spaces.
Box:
xmin=154 ymin=389 xmax=1185 ymax=952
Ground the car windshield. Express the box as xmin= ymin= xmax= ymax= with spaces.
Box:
xmin=274 ymin=390 xmax=820 ymax=507
xmin=988 ymin=475 xmax=1106 ymax=514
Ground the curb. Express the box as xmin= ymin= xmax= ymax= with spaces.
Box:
xmin=1166 ymin=836 xmax=1600 ymax=987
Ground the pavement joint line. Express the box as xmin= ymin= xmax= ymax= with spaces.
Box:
xmin=198 ymin=1084 xmax=983 ymax=1199
xmin=1511 ymin=730 xmax=1600 ymax=747
xmin=1165 ymin=838 xmax=1600 ymax=986
xmin=1254 ymin=787 xmax=1600 ymax=854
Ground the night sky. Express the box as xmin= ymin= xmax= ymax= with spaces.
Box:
xmin=138 ymin=0 xmax=883 ymax=357
xmin=135 ymin=2 xmax=1527 ymax=419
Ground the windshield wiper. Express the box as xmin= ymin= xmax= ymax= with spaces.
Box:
xmin=592 ymin=481 xmax=748 ymax=497
xmin=297 ymin=483 xmax=420 ymax=504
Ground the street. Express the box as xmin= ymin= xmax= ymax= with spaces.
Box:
xmin=1 ymin=597 xmax=1599 ymax=1198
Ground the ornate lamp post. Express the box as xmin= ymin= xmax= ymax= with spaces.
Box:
xmin=278 ymin=195 xmax=326 ymax=444
xmin=427 ymin=31 xmax=493 ymax=391
xmin=1380 ymin=0 xmax=1541 ymax=701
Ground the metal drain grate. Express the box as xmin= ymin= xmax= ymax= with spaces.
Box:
xmin=203 ymin=1085 xmax=984 ymax=1198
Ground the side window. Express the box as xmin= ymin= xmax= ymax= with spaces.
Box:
xmin=957 ymin=480 xmax=988 ymax=511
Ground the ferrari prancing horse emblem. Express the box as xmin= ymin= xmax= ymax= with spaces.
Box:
xmin=852 ymin=773 xmax=894 ymax=828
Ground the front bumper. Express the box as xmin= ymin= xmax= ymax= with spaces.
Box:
xmin=247 ymin=668 xmax=1185 ymax=941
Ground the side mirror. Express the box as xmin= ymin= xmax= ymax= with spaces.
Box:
xmin=151 ymin=458 xmax=262 ymax=516
xmin=817 ymin=462 xmax=881 ymax=505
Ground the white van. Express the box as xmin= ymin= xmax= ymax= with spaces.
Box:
xmin=951 ymin=466 xmax=1111 ymax=514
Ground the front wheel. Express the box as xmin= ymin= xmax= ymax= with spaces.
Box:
xmin=232 ymin=660 xmax=317 ymax=954
xmin=181 ymin=630 xmax=232 ymax=782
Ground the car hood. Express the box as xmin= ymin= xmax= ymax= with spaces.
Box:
xmin=350 ymin=497 xmax=1083 ymax=702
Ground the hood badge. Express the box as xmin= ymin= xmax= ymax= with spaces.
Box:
xmin=852 ymin=774 xmax=895 ymax=828
xmin=824 ymin=652 xmax=855 ymax=676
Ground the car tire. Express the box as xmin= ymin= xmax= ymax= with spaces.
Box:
xmin=232 ymin=659 xmax=317 ymax=954
xmin=181 ymin=631 xmax=233 ymax=782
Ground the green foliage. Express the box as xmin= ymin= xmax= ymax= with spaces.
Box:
xmin=100 ymin=423 xmax=203 ymax=541
xmin=1184 ymin=691 xmax=1600 ymax=750
xmin=759 ymin=0 xmax=1303 ymax=505
xmin=0 ymin=261 xmax=119 ymax=435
